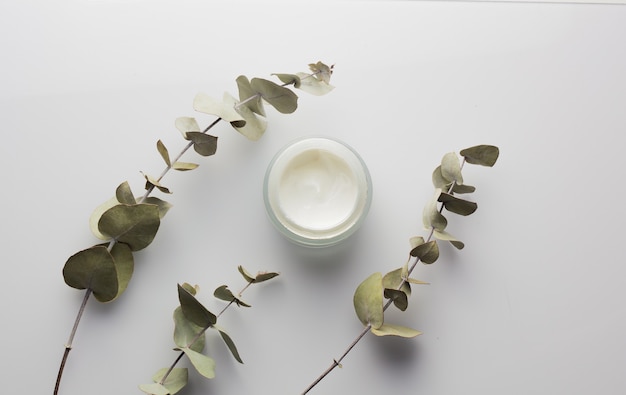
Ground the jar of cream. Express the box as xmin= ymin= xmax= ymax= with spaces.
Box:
xmin=263 ymin=136 xmax=372 ymax=247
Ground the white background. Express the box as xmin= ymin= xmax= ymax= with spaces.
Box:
xmin=1 ymin=1 xmax=626 ymax=394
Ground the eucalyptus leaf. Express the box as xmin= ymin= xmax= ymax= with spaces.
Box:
xmin=174 ymin=116 xmax=201 ymax=139
xmin=177 ymin=284 xmax=217 ymax=328
xmin=142 ymin=197 xmax=173 ymax=219
xmin=142 ymin=172 xmax=171 ymax=194
xmin=89 ymin=197 xmax=119 ymax=240
xmin=236 ymin=75 xmax=265 ymax=116
xmin=109 ymin=242 xmax=134 ymax=298
xmin=452 ymin=183 xmax=476 ymax=194
xmin=98 ymin=203 xmax=161 ymax=251
xmin=460 ymin=145 xmax=500 ymax=167
xmin=214 ymin=324 xmax=243 ymax=364
xmin=192 ymin=92 xmax=246 ymax=128
xmin=157 ymin=140 xmax=171 ymax=166
xmin=214 ymin=285 xmax=251 ymax=307
xmin=295 ymin=72 xmax=335 ymax=96
xmin=438 ymin=192 xmax=478 ymax=216
xmin=62 ymin=245 xmax=118 ymax=302
xmin=224 ymin=93 xmax=267 ymax=141
xmin=251 ymin=78 xmax=298 ymax=114
xmin=172 ymin=161 xmax=199 ymax=171
xmin=422 ymin=189 xmax=447 ymax=231
xmin=186 ymin=132 xmax=218 ymax=157
xmin=149 ymin=367 xmax=188 ymax=395
xmin=384 ymin=288 xmax=409 ymax=311
xmin=272 ymin=73 xmax=301 ymax=88
xmin=309 ymin=61 xmax=333 ymax=83
xmin=237 ymin=265 xmax=256 ymax=283
xmin=179 ymin=347 xmax=216 ymax=379
xmin=371 ymin=323 xmax=422 ymax=338
xmin=115 ymin=181 xmax=136 ymax=205
xmin=441 ymin=152 xmax=464 ymax=184
xmin=353 ymin=272 xmax=384 ymax=329
xmin=382 ymin=268 xmax=411 ymax=296
xmin=181 ymin=282 xmax=199 ymax=296
xmin=138 ymin=382 xmax=169 ymax=395
xmin=410 ymin=240 xmax=439 ymax=264
xmin=254 ymin=271 xmax=280 ymax=283
xmin=409 ymin=236 xmax=425 ymax=250
xmin=433 ymin=230 xmax=465 ymax=250
xmin=432 ymin=166 xmax=451 ymax=190
xmin=173 ymin=307 xmax=206 ymax=352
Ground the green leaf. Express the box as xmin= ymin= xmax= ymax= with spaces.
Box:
xmin=236 ymin=75 xmax=265 ymax=116
xmin=174 ymin=116 xmax=201 ymax=139
xmin=109 ymin=242 xmax=134 ymax=298
xmin=238 ymin=265 xmax=256 ymax=283
xmin=89 ymin=197 xmax=119 ymax=240
xmin=214 ymin=285 xmax=251 ymax=307
xmin=180 ymin=347 xmax=216 ymax=379
xmin=192 ymin=92 xmax=246 ymax=128
xmin=98 ymin=203 xmax=161 ymax=251
xmin=139 ymin=382 xmax=170 ymax=395
xmin=410 ymin=240 xmax=439 ymax=264
xmin=422 ymin=189 xmax=447 ymax=231
xmin=186 ymin=132 xmax=218 ymax=157
xmin=460 ymin=145 xmax=499 ymax=167
xmin=142 ymin=172 xmax=171 ymax=194
xmin=382 ymin=268 xmax=411 ymax=296
xmin=438 ymin=192 xmax=478 ymax=216
xmin=255 ymin=271 xmax=280 ymax=283
xmin=172 ymin=161 xmax=199 ymax=171
xmin=432 ymin=166 xmax=451 ymax=190
xmin=180 ymin=282 xmax=199 ymax=295
xmin=384 ymin=288 xmax=409 ymax=311
xmin=177 ymin=284 xmax=217 ymax=328
xmin=272 ymin=73 xmax=301 ymax=88
xmin=409 ymin=236 xmax=425 ymax=250
xmin=433 ymin=230 xmax=465 ymax=250
xmin=371 ymin=323 xmax=422 ymax=338
xmin=251 ymin=78 xmax=298 ymax=114
xmin=173 ymin=307 xmax=206 ymax=352
xmin=62 ymin=245 xmax=118 ymax=302
xmin=148 ymin=368 xmax=188 ymax=395
xmin=157 ymin=140 xmax=171 ymax=166
xmin=295 ymin=72 xmax=335 ymax=96
xmin=115 ymin=181 xmax=136 ymax=205
xmin=452 ymin=183 xmax=476 ymax=194
xmin=224 ymin=93 xmax=267 ymax=141
xmin=353 ymin=272 xmax=384 ymax=329
xmin=441 ymin=152 xmax=463 ymax=184
xmin=214 ymin=324 xmax=243 ymax=363
xmin=142 ymin=197 xmax=173 ymax=219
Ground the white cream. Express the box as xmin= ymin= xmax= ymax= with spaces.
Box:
xmin=264 ymin=137 xmax=372 ymax=247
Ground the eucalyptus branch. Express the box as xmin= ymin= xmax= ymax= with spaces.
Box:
xmin=302 ymin=146 xmax=499 ymax=394
xmin=55 ymin=62 xmax=334 ymax=395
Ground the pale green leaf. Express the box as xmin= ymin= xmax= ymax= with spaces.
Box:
xmin=115 ymin=181 xmax=136 ymax=205
xmin=295 ymin=72 xmax=335 ymax=96
xmin=409 ymin=236 xmax=425 ymax=250
xmin=148 ymin=368 xmax=188 ymax=395
xmin=371 ymin=323 xmax=422 ymax=338
xmin=177 ymin=284 xmax=216 ymax=328
xmin=109 ymin=242 xmax=134 ymax=298
xmin=460 ymin=145 xmax=500 ymax=167
xmin=308 ymin=61 xmax=333 ymax=84
xmin=180 ymin=347 xmax=216 ymax=379
xmin=272 ymin=73 xmax=301 ymax=88
xmin=254 ymin=271 xmax=280 ymax=283
xmin=173 ymin=307 xmax=206 ymax=352
xmin=213 ymin=324 xmax=243 ymax=363
xmin=139 ymin=382 xmax=169 ymax=395
xmin=237 ymin=265 xmax=256 ymax=283
xmin=174 ymin=116 xmax=201 ymax=139
xmin=438 ymin=192 xmax=478 ymax=216
xmin=214 ymin=285 xmax=251 ymax=307
xmin=180 ymin=282 xmax=199 ymax=296
xmin=422 ymin=189 xmax=447 ymax=231
xmin=98 ymin=203 xmax=161 ymax=251
xmin=236 ymin=75 xmax=265 ymax=116
xmin=433 ymin=230 xmax=465 ymax=250
xmin=353 ymin=272 xmax=384 ymax=329
xmin=172 ymin=162 xmax=199 ymax=171
xmin=432 ymin=166 xmax=451 ymax=190
xmin=441 ymin=152 xmax=463 ymax=184
xmin=384 ymin=288 xmax=409 ymax=311
xmin=186 ymin=132 xmax=218 ymax=157
xmin=62 ymin=245 xmax=118 ymax=302
xmin=157 ymin=140 xmax=171 ymax=166
xmin=142 ymin=197 xmax=173 ymax=219
xmin=89 ymin=196 xmax=119 ymax=240
xmin=251 ymin=78 xmax=298 ymax=114
xmin=407 ymin=278 xmax=429 ymax=285
xmin=224 ymin=93 xmax=267 ymax=140
xmin=410 ymin=240 xmax=439 ymax=264
xmin=382 ymin=268 xmax=411 ymax=296
xmin=192 ymin=93 xmax=246 ymax=128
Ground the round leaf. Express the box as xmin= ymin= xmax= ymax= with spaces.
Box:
xmin=236 ymin=75 xmax=265 ymax=116
xmin=109 ymin=242 xmax=134 ymax=298
xmin=251 ymin=77 xmax=298 ymax=114
xmin=272 ymin=73 xmax=301 ymax=88
xmin=295 ymin=72 xmax=335 ymax=96
xmin=433 ymin=230 xmax=465 ymax=250
xmin=98 ymin=203 xmax=161 ymax=251
xmin=149 ymin=368 xmax=188 ymax=395
xmin=89 ymin=196 xmax=119 ymax=240
xmin=384 ymin=288 xmax=409 ymax=311
xmin=438 ymin=192 xmax=478 ymax=216
xmin=224 ymin=93 xmax=267 ymax=141
xmin=115 ymin=181 xmax=136 ymax=205
xmin=460 ymin=145 xmax=500 ymax=167
xmin=186 ymin=132 xmax=218 ymax=157
xmin=441 ymin=152 xmax=463 ymax=184
xmin=177 ymin=284 xmax=216 ymax=328
xmin=174 ymin=116 xmax=200 ymax=139
xmin=63 ymin=245 xmax=118 ymax=302
xmin=353 ymin=272 xmax=384 ymax=329
xmin=410 ymin=240 xmax=440 ymax=264
xmin=173 ymin=307 xmax=206 ymax=352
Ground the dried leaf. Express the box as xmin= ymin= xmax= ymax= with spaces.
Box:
xmin=214 ymin=325 xmax=243 ymax=363
xmin=272 ymin=73 xmax=301 ymax=88
xmin=174 ymin=116 xmax=201 ymax=139
xmin=142 ymin=172 xmax=171 ymax=194
xmin=384 ymin=288 xmax=409 ymax=311
xmin=251 ymin=78 xmax=298 ymax=114
xmin=192 ymin=92 xmax=246 ymax=128
xmin=89 ymin=196 xmax=119 ymax=240
xmin=109 ymin=242 xmax=134 ymax=298
xmin=422 ymin=189 xmax=447 ymax=231
xmin=62 ymin=245 xmax=118 ymax=302
xmin=98 ymin=203 xmax=161 ymax=251
xmin=147 ymin=368 xmax=188 ymax=395
xmin=179 ymin=347 xmax=215 ymax=379
xmin=295 ymin=72 xmax=335 ymax=96
xmin=139 ymin=382 xmax=169 ymax=395
xmin=177 ymin=284 xmax=216 ymax=328
xmin=236 ymin=75 xmax=265 ymax=116
xmin=115 ymin=181 xmax=136 ymax=205
xmin=237 ymin=265 xmax=256 ymax=283
xmin=142 ymin=197 xmax=173 ymax=219
xmin=172 ymin=161 xmax=199 ymax=171
xmin=224 ymin=93 xmax=267 ymax=141
xmin=410 ymin=240 xmax=439 ymax=264
xmin=433 ymin=229 xmax=465 ymax=250
xmin=438 ymin=192 xmax=478 ymax=216
xmin=157 ymin=140 xmax=171 ymax=166
xmin=308 ymin=61 xmax=333 ymax=84
xmin=173 ymin=307 xmax=206 ymax=352
xmin=382 ymin=268 xmax=411 ymax=296
xmin=353 ymin=272 xmax=384 ymax=329
xmin=371 ymin=323 xmax=422 ymax=338
xmin=460 ymin=145 xmax=500 ymax=167
xmin=214 ymin=285 xmax=251 ymax=307
xmin=441 ymin=152 xmax=463 ymax=184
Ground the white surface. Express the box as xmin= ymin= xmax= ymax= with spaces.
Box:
xmin=2 ymin=1 xmax=626 ymax=394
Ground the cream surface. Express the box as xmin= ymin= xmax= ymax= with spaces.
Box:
xmin=278 ymin=149 xmax=357 ymax=231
